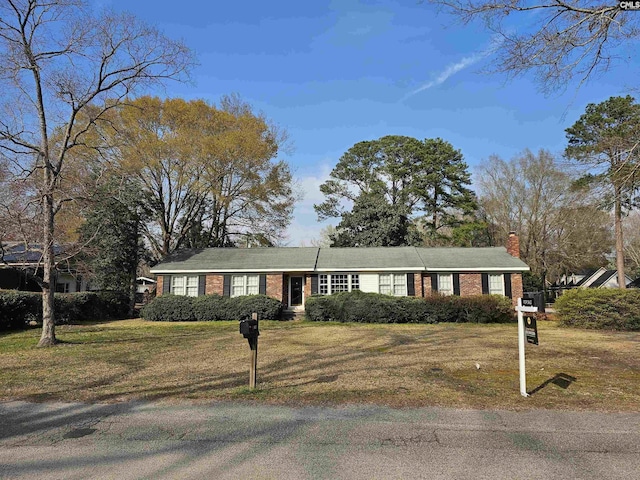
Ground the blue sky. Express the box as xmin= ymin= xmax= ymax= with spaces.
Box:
xmin=106 ymin=0 xmax=639 ymax=245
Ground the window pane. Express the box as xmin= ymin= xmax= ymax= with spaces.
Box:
xmin=186 ymin=285 xmax=199 ymax=297
xmin=379 ymin=274 xmax=391 ymax=295
xmin=351 ymin=274 xmax=360 ymax=291
xmin=247 ymin=275 xmax=259 ymax=286
xmin=232 ymin=286 xmax=244 ymax=297
xmin=489 ymin=274 xmax=503 ymax=295
xmin=331 ymin=274 xmax=349 ymax=293
xmin=319 ymin=274 xmax=328 ymax=295
xmin=394 ymin=284 xmax=407 ymax=296
xmin=172 ymin=276 xmax=185 ymax=296
xmin=438 ymin=274 xmax=453 ymax=295
xmin=394 ymin=274 xmax=406 ymax=285
xmin=232 ymin=275 xmax=244 ymax=287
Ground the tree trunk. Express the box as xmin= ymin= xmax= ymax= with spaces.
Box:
xmin=614 ymin=189 xmax=626 ymax=289
xmin=38 ymin=191 xmax=57 ymax=347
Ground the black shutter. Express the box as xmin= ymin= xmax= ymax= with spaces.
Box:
xmin=407 ymin=273 xmax=415 ymax=296
xmin=453 ymin=274 xmax=460 ymax=296
xmin=162 ymin=275 xmax=171 ymax=294
xmin=430 ymin=273 xmax=438 ymax=293
xmin=198 ymin=275 xmax=206 ymax=296
xmin=259 ymin=274 xmax=267 ymax=295
xmin=481 ymin=274 xmax=489 ymax=295
xmin=504 ymin=273 xmax=512 ymax=298
xmin=311 ymin=274 xmax=319 ymax=294
xmin=223 ymin=275 xmax=231 ymax=297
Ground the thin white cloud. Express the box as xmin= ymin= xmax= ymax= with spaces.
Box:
xmin=405 ymin=35 xmax=504 ymax=100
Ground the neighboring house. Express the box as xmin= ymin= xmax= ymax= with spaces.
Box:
xmin=554 ymin=267 xmax=633 ymax=293
xmin=136 ymin=277 xmax=157 ymax=294
xmin=0 ymin=242 xmax=90 ymax=293
xmin=150 ymin=233 xmax=529 ymax=311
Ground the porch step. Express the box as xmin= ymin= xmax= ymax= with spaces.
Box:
xmin=282 ymin=310 xmax=305 ymax=320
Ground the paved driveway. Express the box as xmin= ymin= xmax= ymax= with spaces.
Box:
xmin=1 ymin=401 xmax=639 ymax=479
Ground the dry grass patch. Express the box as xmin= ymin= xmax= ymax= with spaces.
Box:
xmin=0 ymin=319 xmax=638 ymax=410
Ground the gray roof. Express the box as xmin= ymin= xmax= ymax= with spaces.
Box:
xmin=152 ymin=247 xmax=320 ymax=273
xmin=416 ymin=247 xmax=529 ymax=271
xmin=316 ymin=247 xmax=423 ymax=271
xmin=151 ymin=246 xmax=529 ymax=273
xmin=1 ymin=243 xmax=68 ymax=265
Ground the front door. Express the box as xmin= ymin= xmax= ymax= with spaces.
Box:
xmin=289 ymin=276 xmax=304 ymax=310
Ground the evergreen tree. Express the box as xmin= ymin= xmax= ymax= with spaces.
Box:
xmin=565 ymin=95 xmax=640 ymax=289
xmin=315 ymin=135 xmax=477 ymax=246
xmin=79 ymin=178 xmax=143 ymax=313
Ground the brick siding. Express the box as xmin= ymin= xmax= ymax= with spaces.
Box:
xmin=205 ymin=274 xmax=224 ymax=295
xmin=459 ymin=273 xmax=483 ymax=296
xmin=511 ymin=273 xmax=523 ymax=307
xmin=266 ymin=274 xmax=284 ymax=301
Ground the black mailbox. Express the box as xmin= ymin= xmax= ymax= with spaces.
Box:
xmin=240 ymin=319 xmax=259 ymax=338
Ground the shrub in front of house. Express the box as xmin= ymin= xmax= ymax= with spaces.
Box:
xmin=192 ymin=294 xmax=230 ymax=321
xmin=0 ymin=290 xmax=41 ymax=329
xmin=232 ymin=295 xmax=283 ymax=320
xmin=304 ymin=291 xmax=514 ymax=324
xmin=0 ymin=289 xmax=131 ymax=329
xmin=555 ymin=289 xmax=640 ymax=331
xmin=140 ymin=294 xmax=195 ymax=322
xmin=142 ymin=294 xmax=283 ymax=321
xmin=54 ymin=292 xmax=98 ymax=324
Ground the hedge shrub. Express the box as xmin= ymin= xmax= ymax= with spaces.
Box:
xmin=140 ymin=294 xmax=195 ymax=322
xmin=0 ymin=290 xmax=41 ymax=329
xmin=304 ymin=291 xmax=514 ymax=324
xmin=0 ymin=289 xmax=131 ymax=330
xmin=555 ymin=289 xmax=640 ymax=331
xmin=141 ymin=294 xmax=283 ymax=322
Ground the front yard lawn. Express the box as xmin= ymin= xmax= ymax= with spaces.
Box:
xmin=0 ymin=319 xmax=638 ymax=411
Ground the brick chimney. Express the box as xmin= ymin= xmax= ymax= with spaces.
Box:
xmin=506 ymin=231 xmax=520 ymax=258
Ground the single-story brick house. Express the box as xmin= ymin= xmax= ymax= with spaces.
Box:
xmin=150 ymin=233 xmax=529 ymax=311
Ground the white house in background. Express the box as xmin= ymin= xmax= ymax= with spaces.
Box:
xmin=557 ymin=268 xmax=633 ymax=290
xmin=136 ymin=277 xmax=157 ymax=294
xmin=0 ymin=242 xmax=90 ymax=292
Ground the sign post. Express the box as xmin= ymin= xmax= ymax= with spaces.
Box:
xmin=516 ymin=298 xmax=538 ymax=397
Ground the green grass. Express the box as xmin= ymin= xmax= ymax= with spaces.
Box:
xmin=0 ymin=319 xmax=638 ymax=411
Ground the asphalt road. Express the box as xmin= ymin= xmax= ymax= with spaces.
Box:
xmin=1 ymin=401 xmax=639 ymax=479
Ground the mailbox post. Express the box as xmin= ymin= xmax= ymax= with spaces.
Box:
xmin=239 ymin=312 xmax=259 ymax=389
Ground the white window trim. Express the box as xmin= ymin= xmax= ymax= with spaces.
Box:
xmin=488 ymin=273 xmax=505 ymax=296
xmin=379 ymin=273 xmax=408 ymax=296
xmin=171 ymin=275 xmax=199 ymax=297
xmin=318 ymin=273 xmax=360 ymax=295
xmin=231 ymin=274 xmax=260 ymax=297
xmin=438 ymin=273 xmax=454 ymax=296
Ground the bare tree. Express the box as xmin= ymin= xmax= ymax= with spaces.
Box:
xmin=426 ymin=1 xmax=640 ymax=92
xmin=0 ymin=0 xmax=193 ymax=346
xmin=477 ymin=149 xmax=613 ymax=292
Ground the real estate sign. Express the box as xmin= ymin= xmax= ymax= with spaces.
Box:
xmin=525 ymin=315 xmax=539 ymax=345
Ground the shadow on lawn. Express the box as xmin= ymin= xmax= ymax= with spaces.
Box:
xmin=528 ymin=373 xmax=577 ymax=396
